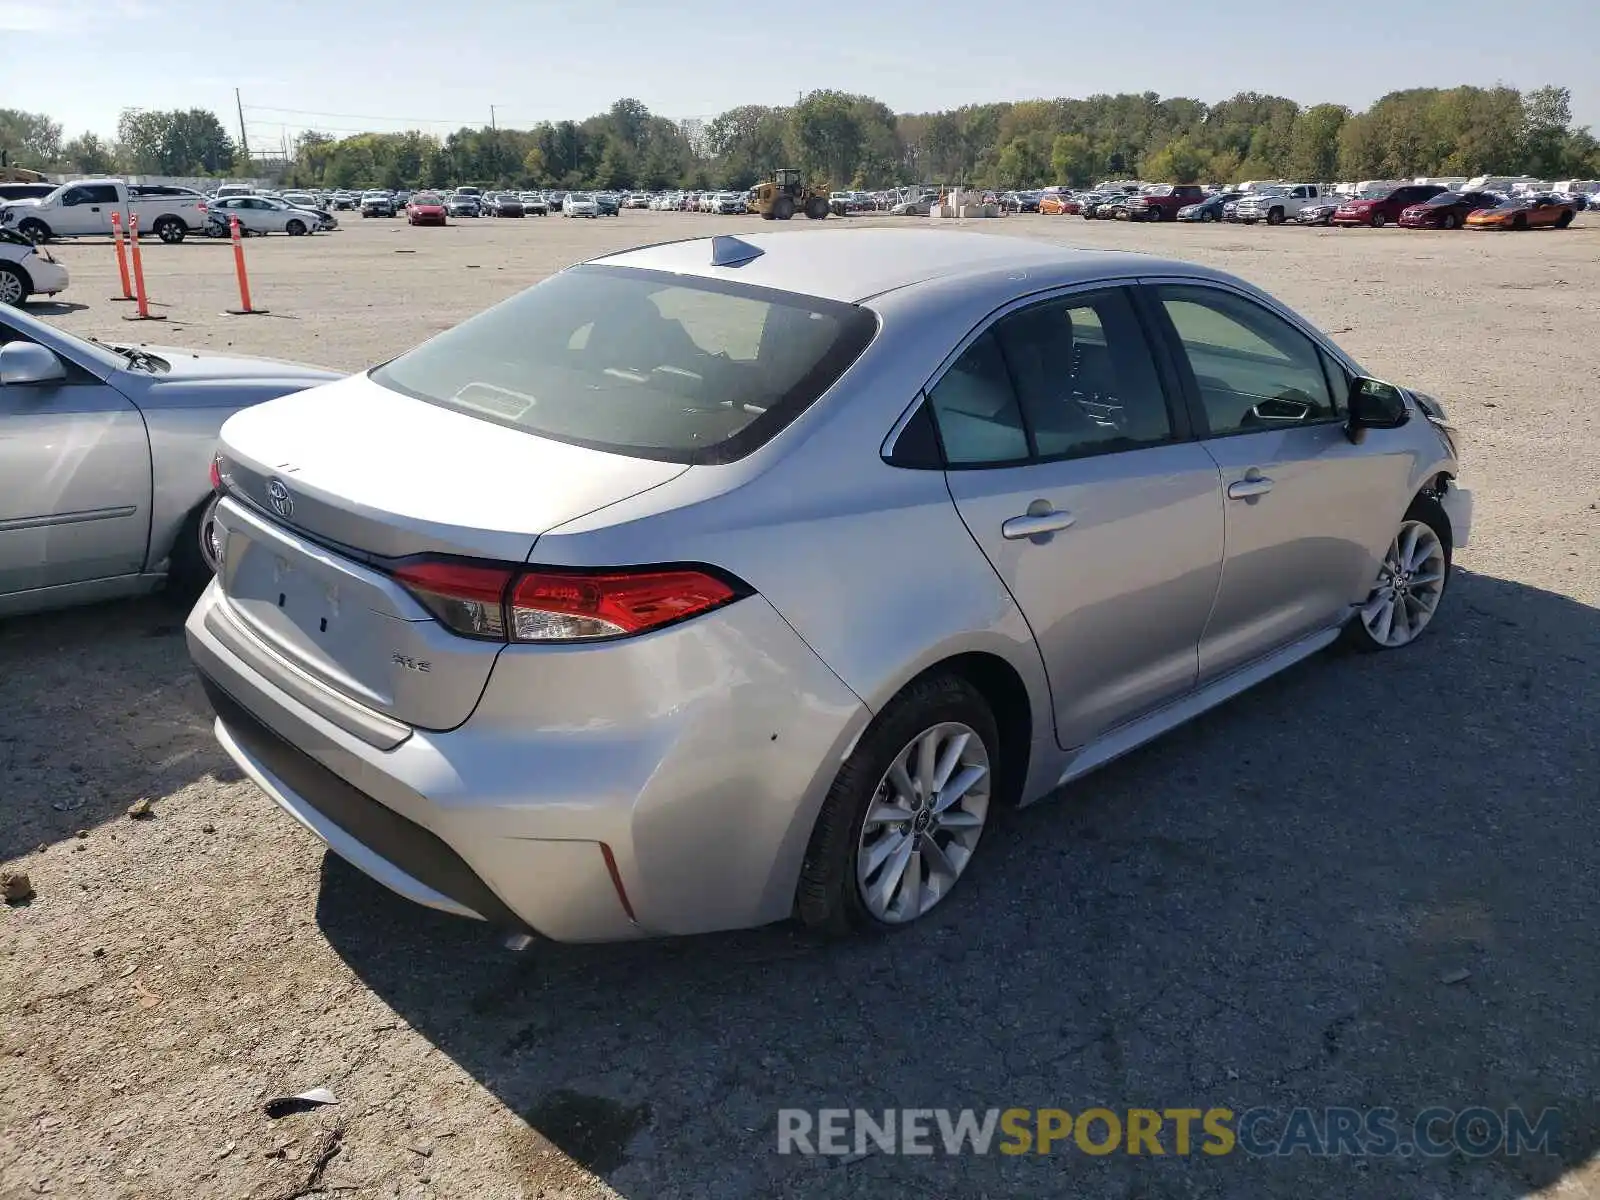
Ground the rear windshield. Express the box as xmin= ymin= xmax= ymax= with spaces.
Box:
xmin=370 ymin=264 xmax=878 ymax=464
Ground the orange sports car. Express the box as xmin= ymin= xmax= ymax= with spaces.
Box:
xmin=1464 ymin=194 xmax=1577 ymax=230
xmin=1039 ymin=193 xmax=1081 ymax=215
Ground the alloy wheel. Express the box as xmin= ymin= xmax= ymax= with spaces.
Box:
xmin=1359 ymin=520 xmax=1446 ymax=647
xmin=0 ymin=269 xmax=23 ymax=305
xmin=856 ymin=722 xmax=990 ymax=924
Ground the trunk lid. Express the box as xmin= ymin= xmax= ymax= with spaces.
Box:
xmin=214 ymin=372 xmax=688 ymax=730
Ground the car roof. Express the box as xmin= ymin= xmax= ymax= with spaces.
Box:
xmin=590 ymin=229 xmax=1166 ymax=303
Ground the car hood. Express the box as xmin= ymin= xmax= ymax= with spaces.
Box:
xmin=132 ymin=345 xmax=341 ymax=387
xmin=1 ymin=198 xmax=42 ymax=210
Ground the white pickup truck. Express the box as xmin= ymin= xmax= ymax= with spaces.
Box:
xmin=1232 ymin=183 xmax=1326 ymax=226
xmin=0 ymin=179 xmax=207 ymax=245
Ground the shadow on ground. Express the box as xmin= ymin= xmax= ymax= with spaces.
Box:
xmin=0 ymin=595 xmax=235 ymax=861
xmin=303 ymin=567 xmax=1594 ymax=1198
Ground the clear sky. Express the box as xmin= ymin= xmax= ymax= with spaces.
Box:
xmin=4 ymin=0 xmax=1596 ymax=143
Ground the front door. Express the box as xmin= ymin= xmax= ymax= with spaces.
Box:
xmin=1145 ymin=282 xmax=1416 ymax=682
xmin=58 ymin=182 xmax=120 ymax=237
xmin=926 ymin=286 xmax=1225 ymax=749
xmin=0 ymin=318 xmax=149 ymax=599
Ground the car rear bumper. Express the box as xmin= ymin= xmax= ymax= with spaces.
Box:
xmin=186 ymin=581 xmax=869 ymax=942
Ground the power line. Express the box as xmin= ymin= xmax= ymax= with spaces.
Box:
xmin=243 ymin=103 xmax=490 ymax=126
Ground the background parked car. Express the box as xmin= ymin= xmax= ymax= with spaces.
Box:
xmin=1333 ymin=184 xmax=1447 ymax=228
xmin=405 ymin=192 xmax=448 ymax=226
xmin=488 ymin=193 xmax=526 ymax=218
xmin=360 ymin=191 xmax=397 ymax=218
xmin=1125 ymin=184 xmax=1207 ymax=222
xmin=446 ymin=194 xmax=481 ymax=218
xmin=1465 ymin=194 xmax=1577 ymax=230
xmin=0 ymin=227 xmax=68 ymax=305
xmin=0 ymin=302 xmax=338 ymax=618
xmin=564 ymin=192 xmax=600 ymax=217
xmin=1178 ymin=192 xmax=1242 ymax=222
xmin=1039 ymin=193 xmax=1081 ymax=215
xmin=520 ymin=192 xmax=549 ymax=216
xmin=209 ymin=195 xmax=325 ymax=236
xmin=1398 ymin=191 xmax=1504 ymax=230
xmin=1292 ymin=202 xmax=1339 ymax=226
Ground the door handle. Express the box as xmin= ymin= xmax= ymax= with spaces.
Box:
xmin=1227 ymin=475 xmax=1274 ymax=500
xmin=1002 ymin=508 xmax=1075 ymax=540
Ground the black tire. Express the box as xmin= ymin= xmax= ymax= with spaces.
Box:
xmin=1339 ymin=494 xmax=1452 ymax=653
xmin=773 ymin=196 xmax=795 ymax=221
xmin=0 ymin=263 xmax=30 ymax=307
xmin=167 ymin=495 xmax=220 ymax=600
xmin=1441 ymin=213 xmax=1458 ymax=230
xmin=154 ymin=217 xmax=186 ymax=244
xmin=1265 ymin=207 xmax=1284 ymax=226
xmin=1371 ymin=212 xmax=1387 ymax=228
xmin=797 ymin=672 xmax=999 ymax=935
xmin=806 ymin=197 xmax=829 ymax=219
xmin=17 ymin=218 xmax=49 ymax=245
xmin=1556 ymin=211 xmax=1574 ymax=229
xmin=1147 ymin=206 xmax=1164 ymax=222
xmin=1512 ymin=214 xmax=1527 ymax=231
xmin=760 ymin=209 xmax=776 ymax=221
xmin=285 ymin=219 xmax=307 ymax=236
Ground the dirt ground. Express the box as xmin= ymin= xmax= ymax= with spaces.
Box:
xmin=3 ymin=210 xmax=1598 ymax=1200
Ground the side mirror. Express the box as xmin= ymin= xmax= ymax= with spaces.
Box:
xmin=0 ymin=341 xmax=67 ymax=386
xmin=1345 ymin=377 xmax=1409 ymax=443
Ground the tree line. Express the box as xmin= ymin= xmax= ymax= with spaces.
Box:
xmin=4 ymin=85 xmax=1595 ymax=194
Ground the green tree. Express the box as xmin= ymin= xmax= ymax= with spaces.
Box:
xmin=1521 ymin=85 xmax=1573 ymax=177
xmin=1141 ymin=135 xmax=1208 ymax=182
xmin=60 ymin=132 xmax=116 ymax=174
xmin=789 ymin=90 xmax=864 ymax=188
xmin=1050 ymin=132 xmax=1098 ymax=185
xmin=1286 ymin=104 xmax=1348 ymax=180
xmin=0 ymin=109 xmax=63 ymax=166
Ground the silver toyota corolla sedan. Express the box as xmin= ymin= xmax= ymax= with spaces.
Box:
xmin=186 ymin=229 xmax=1471 ymax=941
xmin=1 ymin=304 xmax=339 ymax=618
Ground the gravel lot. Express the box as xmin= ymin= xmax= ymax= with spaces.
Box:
xmin=3 ymin=211 xmax=1598 ymax=1200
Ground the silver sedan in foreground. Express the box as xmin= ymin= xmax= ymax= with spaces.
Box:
xmin=187 ymin=229 xmax=1471 ymax=941
xmin=1 ymin=305 xmax=339 ymax=618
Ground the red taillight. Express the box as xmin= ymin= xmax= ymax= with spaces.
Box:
xmin=509 ymin=569 xmax=737 ymax=640
xmin=209 ymin=454 xmax=222 ymax=491
xmin=392 ymin=560 xmax=514 ymax=640
xmin=389 ymin=560 xmax=742 ymax=643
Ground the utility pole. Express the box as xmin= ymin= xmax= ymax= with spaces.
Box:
xmin=488 ymin=105 xmax=500 ymax=183
xmin=235 ymin=88 xmax=250 ymax=167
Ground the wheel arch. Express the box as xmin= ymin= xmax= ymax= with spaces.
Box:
xmin=0 ymin=259 xmax=34 ymax=297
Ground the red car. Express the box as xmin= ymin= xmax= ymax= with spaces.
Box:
xmin=1398 ymin=190 xmax=1503 ymax=230
xmin=405 ymin=192 xmax=448 ymax=226
xmin=1332 ymin=184 xmax=1446 ymax=228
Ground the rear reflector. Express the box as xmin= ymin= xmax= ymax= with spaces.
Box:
xmin=209 ymin=455 xmax=222 ymax=491
xmin=388 ymin=558 xmax=744 ymax=643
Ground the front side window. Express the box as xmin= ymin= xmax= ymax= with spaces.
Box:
xmin=60 ymin=188 xmax=89 ymax=206
xmin=1154 ymin=285 xmax=1337 ymax=434
xmin=371 ymin=265 xmax=876 ymax=464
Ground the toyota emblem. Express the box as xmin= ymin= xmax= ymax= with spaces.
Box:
xmin=266 ymin=478 xmax=294 ymax=519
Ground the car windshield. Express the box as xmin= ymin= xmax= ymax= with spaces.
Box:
xmin=414 ymin=193 xmax=442 ymax=204
xmin=570 ymin=193 xmax=593 ymax=202
xmin=1490 ymin=197 xmax=1527 ymax=210
xmin=1144 ymin=186 xmax=1174 ymax=196
xmin=369 ymin=264 xmax=878 ymax=464
xmin=1422 ymin=193 xmax=1461 ymax=205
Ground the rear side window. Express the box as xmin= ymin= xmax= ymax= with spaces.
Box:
xmin=371 ymin=264 xmax=877 ymax=464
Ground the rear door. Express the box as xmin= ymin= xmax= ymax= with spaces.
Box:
xmin=0 ymin=315 xmax=149 ymax=599
xmin=1142 ymin=280 xmax=1414 ymax=682
xmin=928 ymin=286 xmax=1224 ymax=749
